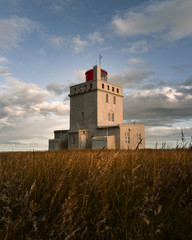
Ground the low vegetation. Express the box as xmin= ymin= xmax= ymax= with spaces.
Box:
xmin=0 ymin=150 xmax=191 ymax=240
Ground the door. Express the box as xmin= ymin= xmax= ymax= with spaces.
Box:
xmin=80 ymin=134 xmax=86 ymax=149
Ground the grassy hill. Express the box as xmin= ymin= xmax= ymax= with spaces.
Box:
xmin=0 ymin=150 xmax=191 ymax=239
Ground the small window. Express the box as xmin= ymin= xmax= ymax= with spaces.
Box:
xmin=74 ymin=88 xmax=76 ymax=94
xmin=125 ymin=132 xmax=130 ymax=144
xmin=81 ymin=112 xmax=85 ymax=121
xmin=112 ymin=87 xmax=114 ymax=92
xmin=112 ymin=113 xmax=114 ymax=121
xmin=117 ymin=88 xmax=119 ymax=93
xmin=113 ymin=96 xmax=116 ymax=104
xmin=106 ymin=94 xmax=108 ymax=103
xmin=108 ymin=112 xmax=110 ymax=121
xmin=102 ymin=83 xmax=104 ymax=89
xmin=84 ymin=85 xmax=87 ymax=91
xmin=107 ymin=85 xmax=109 ymax=90
xmin=90 ymin=83 xmax=92 ymax=89
xmin=79 ymin=86 xmax=82 ymax=91
xmin=72 ymin=136 xmax=75 ymax=145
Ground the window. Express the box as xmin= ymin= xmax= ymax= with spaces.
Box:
xmin=125 ymin=132 xmax=130 ymax=144
xmin=113 ymin=96 xmax=116 ymax=104
xmin=74 ymin=88 xmax=76 ymax=94
xmin=84 ymin=85 xmax=87 ymax=91
xmin=112 ymin=113 xmax=114 ymax=121
xmin=107 ymin=85 xmax=109 ymax=90
xmin=79 ymin=86 xmax=82 ymax=91
xmin=81 ymin=112 xmax=85 ymax=121
xmin=101 ymin=71 xmax=107 ymax=81
xmin=90 ymin=83 xmax=92 ymax=89
xmin=137 ymin=134 xmax=142 ymax=144
xmin=106 ymin=94 xmax=108 ymax=103
xmin=102 ymin=83 xmax=104 ymax=89
xmin=117 ymin=88 xmax=119 ymax=93
xmin=108 ymin=112 xmax=110 ymax=121
xmin=112 ymin=87 xmax=114 ymax=92
xmin=72 ymin=136 xmax=75 ymax=145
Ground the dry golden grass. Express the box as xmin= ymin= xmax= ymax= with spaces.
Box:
xmin=0 ymin=150 xmax=191 ymax=240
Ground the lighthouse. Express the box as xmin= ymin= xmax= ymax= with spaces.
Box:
xmin=49 ymin=65 xmax=145 ymax=150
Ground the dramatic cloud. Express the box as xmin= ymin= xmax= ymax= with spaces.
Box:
xmin=0 ymin=77 xmax=70 ymax=150
xmin=46 ymin=82 xmax=63 ymax=95
xmin=146 ymin=126 xmax=192 ymax=148
xmin=109 ymin=65 xmax=155 ymax=89
xmin=0 ymin=16 xmax=39 ymax=49
xmin=112 ymin=0 xmax=192 ymax=42
xmin=123 ymin=85 xmax=192 ymax=127
xmin=0 ymin=115 xmax=69 ymax=151
xmin=35 ymin=101 xmax=69 ymax=116
xmin=0 ymin=77 xmax=69 ymax=126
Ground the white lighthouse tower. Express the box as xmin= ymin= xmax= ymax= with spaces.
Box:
xmin=49 ymin=65 xmax=145 ymax=150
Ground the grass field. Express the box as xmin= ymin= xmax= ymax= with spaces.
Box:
xmin=0 ymin=150 xmax=191 ymax=240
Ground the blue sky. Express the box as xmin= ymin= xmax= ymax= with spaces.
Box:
xmin=0 ymin=0 xmax=192 ymax=150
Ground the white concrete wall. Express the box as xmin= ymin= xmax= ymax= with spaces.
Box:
xmin=107 ymin=136 xmax=116 ymax=149
xmin=69 ymin=84 xmax=97 ymax=131
xmin=120 ymin=124 xmax=145 ymax=149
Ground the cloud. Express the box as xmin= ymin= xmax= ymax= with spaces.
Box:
xmin=123 ymin=85 xmax=192 ymax=127
xmin=46 ymin=82 xmax=63 ymax=95
xmin=0 ymin=77 xmax=70 ymax=150
xmin=49 ymin=35 xmax=67 ymax=48
xmin=0 ymin=114 xmax=69 ymax=151
xmin=46 ymin=82 xmax=71 ymax=95
xmin=74 ymin=69 xmax=86 ymax=82
xmin=128 ymin=58 xmax=145 ymax=64
xmin=122 ymin=40 xmax=150 ymax=54
xmin=0 ymin=66 xmax=11 ymax=76
xmin=50 ymin=0 xmax=76 ymax=12
xmin=170 ymin=65 xmax=192 ymax=74
xmin=111 ymin=0 xmax=192 ymax=42
xmin=99 ymin=46 xmax=112 ymax=52
xmin=48 ymin=31 xmax=104 ymax=53
xmin=0 ymin=76 xmax=71 ymax=150
xmin=109 ymin=65 xmax=154 ymax=88
xmin=88 ymin=32 xmax=104 ymax=44
xmin=0 ymin=16 xmax=39 ymax=49
xmin=35 ymin=101 xmax=69 ymax=116
xmin=46 ymin=70 xmax=85 ymax=97
xmin=0 ymin=57 xmax=8 ymax=64
xmin=70 ymin=35 xmax=88 ymax=53
xmin=146 ymin=126 xmax=192 ymax=148
xmin=0 ymin=77 xmax=69 ymax=122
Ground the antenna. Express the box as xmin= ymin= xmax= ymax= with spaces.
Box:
xmin=99 ymin=54 xmax=102 ymax=66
